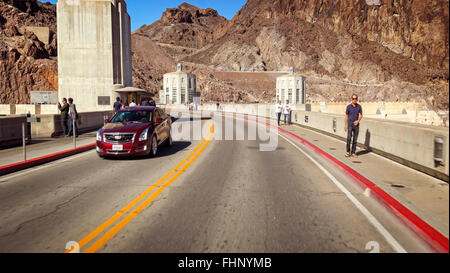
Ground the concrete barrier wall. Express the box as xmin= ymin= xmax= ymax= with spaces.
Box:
xmin=15 ymin=105 xmax=37 ymax=115
xmin=31 ymin=111 xmax=114 ymax=138
xmin=0 ymin=116 xmax=31 ymax=147
xmin=166 ymin=103 xmax=449 ymax=180
xmin=0 ymin=107 xmax=113 ymax=141
xmin=31 ymin=114 xmax=58 ymax=138
xmin=0 ymin=105 xmax=11 ymax=116
xmin=40 ymin=104 xmax=59 ymax=115
xmin=309 ymin=102 xmax=424 ymax=115
xmin=323 ymin=103 xmax=381 ymax=115
xmin=77 ymin=111 xmax=114 ymax=133
xmin=0 ymin=104 xmax=58 ymax=115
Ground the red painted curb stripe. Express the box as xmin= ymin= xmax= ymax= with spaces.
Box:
xmin=236 ymin=113 xmax=449 ymax=253
xmin=0 ymin=143 xmax=96 ymax=176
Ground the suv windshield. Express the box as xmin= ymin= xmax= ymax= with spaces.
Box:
xmin=110 ymin=110 xmax=153 ymax=123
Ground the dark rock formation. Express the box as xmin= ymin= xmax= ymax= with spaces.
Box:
xmin=0 ymin=0 xmax=57 ymax=104
xmin=134 ymin=3 xmax=227 ymax=50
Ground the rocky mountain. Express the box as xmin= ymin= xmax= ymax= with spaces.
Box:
xmin=134 ymin=3 xmax=227 ymax=61
xmin=1 ymin=0 xmax=448 ymax=112
xmin=0 ymin=0 xmax=57 ymax=104
xmin=132 ymin=3 xmax=265 ymax=102
xmin=204 ymin=0 xmax=448 ymax=72
xmin=180 ymin=0 xmax=449 ymax=109
xmin=131 ymin=34 xmax=176 ymax=94
xmin=132 ymin=3 xmax=287 ymax=102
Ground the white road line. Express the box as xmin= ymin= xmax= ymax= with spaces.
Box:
xmin=278 ymin=133 xmax=407 ymax=253
xmin=0 ymin=150 xmax=95 ymax=182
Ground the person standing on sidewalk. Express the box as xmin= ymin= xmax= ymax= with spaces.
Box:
xmin=67 ymin=98 xmax=79 ymax=137
xmin=58 ymin=98 xmax=69 ymax=137
xmin=275 ymin=100 xmax=283 ymax=126
xmin=113 ymin=97 xmax=122 ymax=113
xmin=345 ymin=94 xmax=363 ymax=158
xmin=283 ymin=100 xmax=291 ymax=125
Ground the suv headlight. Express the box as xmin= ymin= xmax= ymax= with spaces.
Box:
xmin=139 ymin=128 xmax=149 ymax=141
xmin=96 ymin=130 xmax=102 ymax=141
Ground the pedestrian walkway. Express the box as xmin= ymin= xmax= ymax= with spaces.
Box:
xmin=0 ymin=132 xmax=96 ymax=167
xmin=278 ymin=123 xmax=449 ymax=238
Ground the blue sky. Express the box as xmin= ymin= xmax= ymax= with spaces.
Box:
xmin=47 ymin=0 xmax=247 ymax=31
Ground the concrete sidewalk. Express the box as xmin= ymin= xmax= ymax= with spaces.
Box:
xmin=0 ymin=132 xmax=96 ymax=167
xmin=278 ymin=122 xmax=449 ymax=238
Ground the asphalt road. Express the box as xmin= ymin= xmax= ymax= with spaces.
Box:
xmin=0 ymin=114 xmax=432 ymax=253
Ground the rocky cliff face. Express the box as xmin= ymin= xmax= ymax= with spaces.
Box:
xmin=2 ymin=1 xmax=448 ymax=111
xmin=181 ymin=0 xmax=448 ymax=110
xmin=269 ymin=0 xmax=449 ymax=72
xmin=131 ymin=34 xmax=176 ymax=94
xmin=134 ymin=3 xmax=227 ymax=57
xmin=1 ymin=0 xmax=40 ymax=13
xmin=0 ymin=0 xmax=184 ymax=104
xmin=0 ymin=0 xmax=57 ymax=104
xmin=206 ymin=0 xmax=449 ymax=73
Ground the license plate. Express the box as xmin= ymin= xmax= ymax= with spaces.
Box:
xmin=112 ymin=145 xmax=123 ymax=151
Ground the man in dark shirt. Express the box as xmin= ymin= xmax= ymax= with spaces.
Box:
xmin=58 ymin=98 xmax=69 ymax=136
xmin=345 ymin=94 xmax=363 ymax=157
xmin=113 ymin=97 xmax=122 ymax=113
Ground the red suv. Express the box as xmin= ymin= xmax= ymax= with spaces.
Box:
xmin=96 ymin=107 xmax=172 ymax=158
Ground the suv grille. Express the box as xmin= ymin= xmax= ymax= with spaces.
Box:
xmin=106 ymin=150 xmax=130 ymax=154
xmin=104 ymin=133 xmax=135 ymax=144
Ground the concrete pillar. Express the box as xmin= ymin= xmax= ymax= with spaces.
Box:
xmin=57 ymin=0 xmax=132 ymax=112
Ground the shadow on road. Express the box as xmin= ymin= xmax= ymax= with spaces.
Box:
xmin=158 ymin=141 xmax=192 ymax=158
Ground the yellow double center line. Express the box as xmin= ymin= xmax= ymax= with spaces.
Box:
xmin=66 ymin=120 xmax=214 ymax=253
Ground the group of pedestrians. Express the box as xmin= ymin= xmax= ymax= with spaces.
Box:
xmin=57 ymin=97 xmax=79 ymax=137
xmin=275 ymin=100 xmax=292 ymax=126
xmin=113 ymin=97 xmax=136 ymax=111
xmin=58 ymin=96 xmax=158 ymax=137
xmin=113 ymin=97 xmax=156 ymax=114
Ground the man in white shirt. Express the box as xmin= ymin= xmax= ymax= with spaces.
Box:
xmin=129 ymin=99 xmax=137 ymax=107
xmin=283 ymin=100 xmax=291 ymax=125
xmin=275 ymin=101 xmax=283 ymax=126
